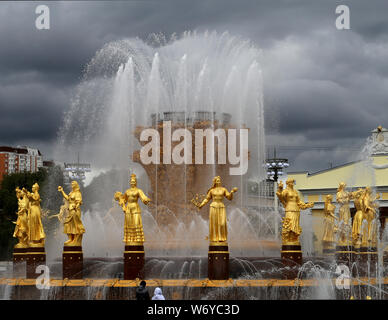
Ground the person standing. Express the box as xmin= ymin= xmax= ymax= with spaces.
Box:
xmin=136 ymin=280 xmax=150 ymax=300
xmin=152 ymin=287 xmax=165 ymax=300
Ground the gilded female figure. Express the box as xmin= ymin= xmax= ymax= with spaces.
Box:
xmin=336 ymin=182 xmax=353 ymax=225
xmin=361 ymin=187 xmax=380 ymax=247
xmin=58 ymin=181 xmax=85 ymax=246
xmin=23 ymin=183 xmax=45 ymax=247
xmin=192 ymin=176 xmax=237 ymax=245
xmin=13 ymin=187 xmax=29 ymax=248
xmin=351 ymin=188 xmax=365 ymax=248
xmin=336 ymin=182 xmax=354 ymax=245
xmin=322 ymin=194 xmax=337 ymax=246
xmin=276 ymin=178 xmax=314 ymax=245
xmin=114 ymin=174 xmax=151 ymax=245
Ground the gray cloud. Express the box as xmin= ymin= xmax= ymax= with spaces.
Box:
xmin=0 ymin=0 xmax=387 ymax=174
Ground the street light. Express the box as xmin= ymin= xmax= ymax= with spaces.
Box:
xmin=265 ymin=157 xmax=289 ymax=182
xmin=265 ymin=149 xmax=289 ymax=239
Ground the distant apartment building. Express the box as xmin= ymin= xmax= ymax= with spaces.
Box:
xmin=0 ymin=146 xmax=43 ymax=182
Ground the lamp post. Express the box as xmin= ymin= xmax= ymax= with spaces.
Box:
xmin=266 ymin=149 xmax=289 ymax=239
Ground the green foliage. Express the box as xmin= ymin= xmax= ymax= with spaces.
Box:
xmin=0 ymin=169 xmax=47 ymax=219
xmin=0 ymin=166 xmax=64 ymax=260
xmin=0 ymin=219 xmax=16 ymax=260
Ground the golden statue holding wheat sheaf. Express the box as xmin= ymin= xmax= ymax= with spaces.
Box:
xmin=114 ymin=173 xmax=151 ymax=245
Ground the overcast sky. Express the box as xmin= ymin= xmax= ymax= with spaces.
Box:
xmin=0 ymin=0 xmax=388 ymax=175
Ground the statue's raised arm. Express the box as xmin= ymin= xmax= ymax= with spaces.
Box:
xmin=224 ymin=187 xmax=238 ymax=201
xmin=297 ymin=194 xmax=314 ymax=210
xmin=276 ymin=181 xmax=286 ymax=207
xmin=138 ymin=189 xmax=151 ymax=205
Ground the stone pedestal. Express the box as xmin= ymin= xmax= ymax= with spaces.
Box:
xmin=124 ymin=245 xmax=145 ymax=280
xmin=208 ymin=245 xmax=229 ymax=280
xmin=358 ymin=246 xmax=378 ymax=263
xmin=322 ymin=242 xmax=336 ymax=257
xmin=335 ymin=245 xmax=353 ymax=266
xmin=352 ymin=246 xmax=360 ymax=262
xmin=357 ymin=246 xmax=378 ymax=277
xmin=26 ymin=247 xmax=46 ymax=279
xmin=281 ymin=245 xmax=302 ymax=265
xmin=63 ymin=246 xmax=83 ymax=279
xmin=383 ymin=249 xmax=388 ymax=264
xmin=281 ymin=245 xmax=302 ymax=279
xmin=13 ymin=247 xmax=27 ymax=277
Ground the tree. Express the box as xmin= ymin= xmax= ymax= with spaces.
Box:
xmin=0 ymin=166 xmax=64 ymax=259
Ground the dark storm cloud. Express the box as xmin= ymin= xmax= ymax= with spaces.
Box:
xmin=0 ymin=81 xmax=68 ymax=141
xmin=0 ymin=0 xmax=387 ymax=173
xmin=262 ymin=29 xmax=388 ymax=138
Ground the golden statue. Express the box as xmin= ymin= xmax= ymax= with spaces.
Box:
xmin=23 ymin=183 xmax=45 ymax=247
xmin=13 ymin=187 xmax=29 ymax=248
xmin=191 ymin=176 xmax=238 ymax=245
xmin=336 ymin=182 xmax=353 ymax=224
xmin=336 ymin=182 xmax=355 ymax=246
xmin=322 ymin=194 xmax=337 ymax=248
xmin=58 ymin=181 xmax=85 ymax=246
xmin=351 ymin=188 xmax=365 ymax=248
xmin=361 ymin=187 xmax=380 ymax=247
xmin=114 ymin=174 xmax=151 ymax=245
xmin=276 ymin=178 xmax=314 ymax=245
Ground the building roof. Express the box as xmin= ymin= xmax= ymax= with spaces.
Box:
xmin=0 ymin=146 xmax=27 ymax=154
xmin=286 ymin=127 xmax=388 ymax=190
xmin=287 ymin=160 xmax=362 ymax=177
xmin=288 ymin=154 xmax=388 ymax=191
xmin=0 ymin=146 xmax=41 ymax=155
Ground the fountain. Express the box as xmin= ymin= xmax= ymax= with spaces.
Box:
xmin=52 ymin=30 xmax=269 ymax=261
xmin=1 ymin=31 xmax=388 ymax=300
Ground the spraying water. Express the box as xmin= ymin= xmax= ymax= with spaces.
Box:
xmin=49 ymin=31 xmax=272 ymax=260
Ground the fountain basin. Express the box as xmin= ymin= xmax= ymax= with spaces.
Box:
xmin=1 ymin=276 xmax=387 ymax=300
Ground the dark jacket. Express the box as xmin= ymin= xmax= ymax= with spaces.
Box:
xmin=136 ymin=285 xmax=150 ymax=300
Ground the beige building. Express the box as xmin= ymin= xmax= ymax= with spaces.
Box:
xmin=287 ymin=126 xmax=388 ymax=254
